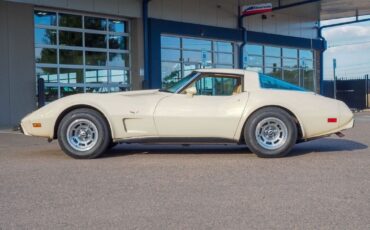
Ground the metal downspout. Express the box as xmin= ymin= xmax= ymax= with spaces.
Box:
xmin=142 ymin=0 xmax=150 ymax=89
xmin=318 ymin=27 xmax=326 ymax=94
xmin=238 ymin=8 xmax=247 ymax=69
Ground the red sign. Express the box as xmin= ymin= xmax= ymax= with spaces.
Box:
xmin=241 ymin=3 xmax=273 ymax=16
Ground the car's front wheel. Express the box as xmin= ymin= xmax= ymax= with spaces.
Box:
xmin=57 ymin=108 xmax=111 ymax=159
xmin=244 ymin=107 xmax=297 ymax=158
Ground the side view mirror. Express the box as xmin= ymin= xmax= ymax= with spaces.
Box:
xmin=185 ymin=86 xmax=197 ymax=97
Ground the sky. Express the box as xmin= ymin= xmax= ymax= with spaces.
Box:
xmin=322 ymin=17 xmax=370 ymax=80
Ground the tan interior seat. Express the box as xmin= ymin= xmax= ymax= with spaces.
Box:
xmin=233 ymin=85 xmax=242 ymax=95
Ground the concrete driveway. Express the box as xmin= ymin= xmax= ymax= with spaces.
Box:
xmin=1 ymin=112 xmax=370 ymax=229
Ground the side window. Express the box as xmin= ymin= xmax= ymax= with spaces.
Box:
xmin=259 ymin=73 xmax=305 ymax=91
xmin=188 ymin=75 xmax=242 ymax=96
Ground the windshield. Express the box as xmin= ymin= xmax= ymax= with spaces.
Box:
xmin=161 ymin=71 xmax=198 ymax=93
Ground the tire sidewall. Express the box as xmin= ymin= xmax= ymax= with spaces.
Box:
xmin=58 ymin=109 xmax=110 ymax=159
xmin=245 ymin=108 xmax=297 ymax=158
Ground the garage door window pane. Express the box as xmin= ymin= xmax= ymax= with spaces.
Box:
xmin=215 ymin=64 xmax=233 ymax=69
xmin=59 ymin=31 xmax=82 ymax=47
xmin=59 ymin=13 xmax=82 ymax=28
xmin=183 ymin=38 xmax=211 ymax=51
xmin=161 ymin=49 xmax=180 ymax=61
xmin=109 ymin=35 xmax=128 ymax=50
xmin=85 ymin=16 xmax=107 ymax=30
xmin=265 ymin=46 xmax=280 ymax=57
xmin=302 ymin=69 xmax=315 ymax=91
xmin=214 ymin=53 xmax=233 ymax=65
xmin=247 ymin=55 xmax=263 ymax=67
xmin=60 ymin=68 xmax=84 ymax=83
xmin=85 ymin=69 xmax=108 ymax=83
xmin=183 ymin=50 xmax=211 ymax=63
xmin=35 ymin=48 xmax=57 ymax=64
xmin=283 ymin=48 xmax=298 ymax=58
xmin=299 ymin=59 xmax=313 ymax=69
xmin=161 ymin=36 xmax=180 ymax=49
xmin=60 ymin=50 xmax=83 ymax=65
xmin=283 ymin=58 xmax=298 ymax=68
xmin=283 ymin=69 xmax=299 ymax=85
xmin=264 ymin=67 xmax=282 ymax=79
xmin=36 ymin=67 xmax=58 ymax=83
xmin=109 ymin=53 xmax=129 ymax=67
xmin=299 ymin=50 xmax=313 ymax=60
xmin=34 ymin=11 xmax=56 ymax=26
xmin=45 ymin=87 xmax=58 ymax=102
xmin=86 ymin=51 xmax=107 ymax=66
xmin=161 ymin=62 xmax=181 ymax=88
xmin=245 ymin=44 xmax=263 ymax=55
xmin=265 ymin=57 xmax=281 ymax=68
xmin=111 ymin=70 xmax=129 ymax=84
xmin=108 ymin=19 xmax=127 ymax=33
xmin=85 ymin=33 xmax=107 ymax=48
xmin=214 ymin=42 xmax=232 ymax=53
xmin=35 ymin=28 xmax=56 ymax=45
xmin=61 ymin=87 xmax=84 ymax=97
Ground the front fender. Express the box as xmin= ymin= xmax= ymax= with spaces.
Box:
xmin=21 ymin=94 xmax=114 ymax=139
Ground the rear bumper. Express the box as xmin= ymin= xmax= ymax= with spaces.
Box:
xmin=299 ymin=117 xmax=354 ymax=143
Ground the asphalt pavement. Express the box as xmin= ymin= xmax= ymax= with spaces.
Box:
xmin=1 ymin=112 xmax=370 ymax=229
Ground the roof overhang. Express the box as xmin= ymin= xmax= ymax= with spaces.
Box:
xmin=321 ymin=0 xmax=370 ymax=21
xmin=239 ymin=0 xmax=370 ymax=21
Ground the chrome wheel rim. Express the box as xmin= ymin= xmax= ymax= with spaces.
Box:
xmin=66 ymin=119 xmax=99 ymax=152
xmin=255 ymin=117 xmax=288 ymax=150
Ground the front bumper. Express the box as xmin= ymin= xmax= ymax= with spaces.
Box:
xmin=18 ymin=124 xmax=24 ymax=134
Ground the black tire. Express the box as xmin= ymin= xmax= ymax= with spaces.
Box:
xmin=57 ymin=108 xmax=111 ymax=159
xmin=244 ymin=107 xmax=297 ymax=158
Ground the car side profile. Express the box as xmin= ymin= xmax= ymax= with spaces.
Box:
xmin=20 ymin=69 xmax=354 ymax=159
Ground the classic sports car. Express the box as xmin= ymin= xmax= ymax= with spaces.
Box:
xmin=20 ymin=69 xmax=354 ymax=159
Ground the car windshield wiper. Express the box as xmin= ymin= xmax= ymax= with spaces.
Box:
xmin=158 ymin=88 xmax=173 ymax=93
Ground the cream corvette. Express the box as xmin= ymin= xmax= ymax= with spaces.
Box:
xmin=20 ymin=69 xmax=354 ymax=159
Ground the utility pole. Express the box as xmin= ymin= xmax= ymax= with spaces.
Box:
xmin=333 ymin=58 xmax=337 ymax=99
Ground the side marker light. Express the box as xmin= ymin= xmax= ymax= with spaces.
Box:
xmin=327 ymin=118 xmax=337 ymax=123
xmin=32 ymin=123 xmax=42 ymax=128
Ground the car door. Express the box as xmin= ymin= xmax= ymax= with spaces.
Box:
xmin=154 ymin=73 xmax=249 ymax=139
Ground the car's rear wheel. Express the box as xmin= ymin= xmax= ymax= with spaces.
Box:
xmin=244 ymin=107 xmax=297 ymax=158
xmin=57 ymin=108 xmax=111 ymax=159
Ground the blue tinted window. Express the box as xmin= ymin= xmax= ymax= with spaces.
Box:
xmin=161 ymin=36 xmax=180 ymax=49
xmin=214 ymin=41 xmax=233 ymax=53
xmin=183 ymin=38 xmax=211 ymax=51
xmin=34 ymin=11 xmax=56 ymax=26
xmin=259 ymin=74 xmax=305 ymax=91
xmin=35 ymin=28 xmax=56 ymax=45
xmin=108 ymin=19 xmax=127 ymax=33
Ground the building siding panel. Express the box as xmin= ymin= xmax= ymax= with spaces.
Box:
xmin=0 ymin=1 xmax=11 ymax=127
xmin=198 ymin=0 xmax=217 ymax=27
xmin=118 ymin=0 xmax=141 ymax=18
xmin=181 ymin=0 xmax=200 ymax=24
xmin=94 ymin=0 xmax=119 ymax=15
xmin=162 ymin=0 xmax=181 ymax=22
xmin=67 ymin=0 xmax=95 ymax=12
xmin=7 ymin=2 xmax=36 ymax=126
